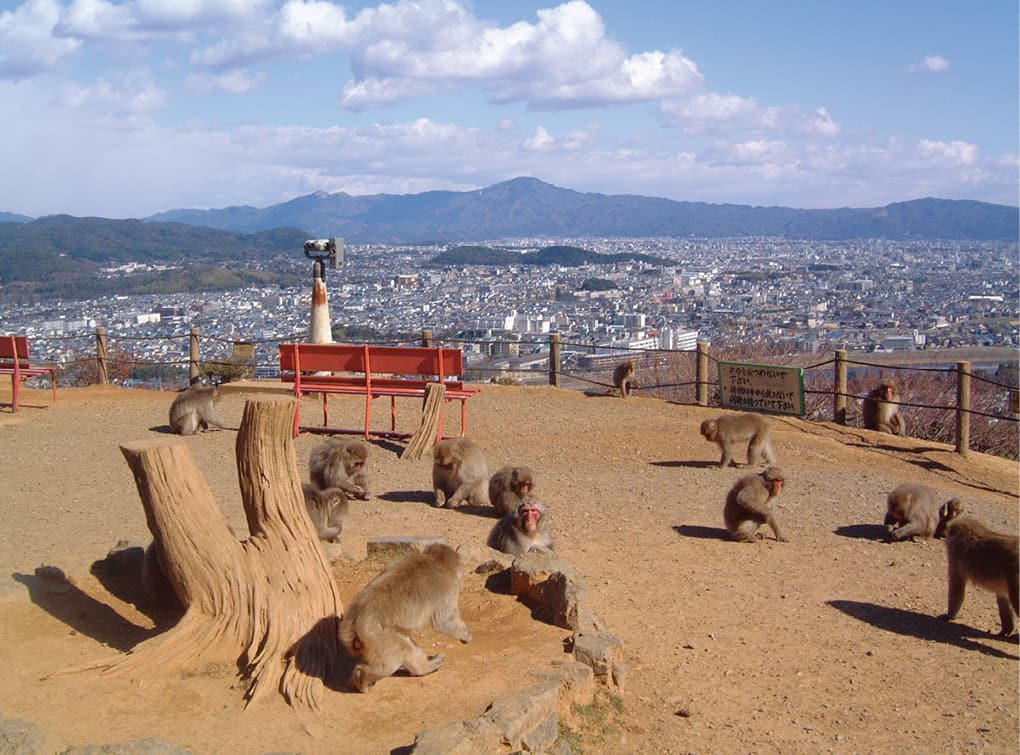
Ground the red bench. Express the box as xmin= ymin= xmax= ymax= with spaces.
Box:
xmin=1 ymin=335 xmax=58 ymax=412
xmin=278 ymin=342 xmax=479 ymax=439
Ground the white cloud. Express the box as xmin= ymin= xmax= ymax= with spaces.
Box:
xmin=185 ymin=69 xmax=266 ymax=94
xmin=0 ymin=0 xmax=81 ymax=79
xmin=59 ymin=71 xmax=167 ymax=114
xmin=909 ymin=54 xmax=951 ymax=73
xmin=661 ymin=94 xmax=840 ymax=139
xmin=919 ymin=138 xmax=977 ymax=164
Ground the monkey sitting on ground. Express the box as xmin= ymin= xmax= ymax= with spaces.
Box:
xmin=861 ymin=378 xmax=906 ymax=436
xmin=168 ymin=378 xmax=221 ymax=435
xmin=141 ymin=540 xmax=181 ymax=608
xmin=884 ymin=483 xmax=942 ymax=541
xmin=302 ymin=482 xmax=349 ymax=544
xmin=432 ymin=437 xmax=490 ymax=508
xmin=724 ymin=467 xmax=788 ymax=542
xmin=487 ymin=498 xmax=555 ymax=555
xmin=340 ymin=542 xmax=472 ymax=692
xmin=488 ymin=465 xmax=536 ymax=517
xmin=613 ymin=360 xmax=637 ymax=398
xmin=934 ymin=498 xmax=1019 ymax=636
xmin=309 ymin=438 xmax=371 ymax=500
xmin=700 ymin=412 xmax=777 ymax=468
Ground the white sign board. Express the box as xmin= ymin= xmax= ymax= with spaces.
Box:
xmin=718 ymin=361 xmax=806 ymax=416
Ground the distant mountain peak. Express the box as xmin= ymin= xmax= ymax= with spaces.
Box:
xmin=137 ymin=181 xmax=1018 ymax=242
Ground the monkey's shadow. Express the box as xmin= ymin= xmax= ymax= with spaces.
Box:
xmin=148 ymin=424 xmax=236 ymax=435
xmin=89 ymin=546 xmax=183 ymax=629
xmin=672 ymin=524 xmax=729 ymax=540
xmin=827 ymin=600 xmax=1019 ymax=659
xmin=833 ymin=524 xmax=889 ymax=541
xmin=378 ymin=490 xmax=434 ymax=505
xmin=12 ymin=569 xmax=161 ymax=652
xmin=652 ymin=460 xmax=719 ymax=470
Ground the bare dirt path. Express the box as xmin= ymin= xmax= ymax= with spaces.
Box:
xmin=0 ymin=382 xmax=1016 ymax=753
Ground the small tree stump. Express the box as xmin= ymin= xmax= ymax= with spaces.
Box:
xmin=71 ymin=398 xmax=342 ymax=710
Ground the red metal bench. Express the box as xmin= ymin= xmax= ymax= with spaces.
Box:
xmin=0 ymin=335 xmax=58 ymax=412
xmin=278 ymin=342 xmax=479 ymax=439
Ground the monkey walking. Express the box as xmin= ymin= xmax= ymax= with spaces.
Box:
xmin=724 ymin=467 xmax=788 ymax=542
xmin=613 ymin=360 xmax=637 ymax=398
xmin=861 ymin=378 xmax=906 ymax=435
xmin=340 ymin=543 xmax=472 ymax=692
xmin=700 ymin=412 xmax=777 ymax=468
xmin=934 ymin=499 xmax=1019 ymax=636
xmin=168 ymin=378 xmax=222 ymax=435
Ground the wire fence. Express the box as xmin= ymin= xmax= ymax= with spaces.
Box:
xmin=8 ymin=327 xmax=1018 ymax=459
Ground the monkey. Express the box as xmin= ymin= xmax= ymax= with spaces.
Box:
xmin=613 ymin=360 xmax=637 ymax=398
xmin=432 ymin=437 xmax=489 ymax=508
xmin=723 ymin=466 xmax=788 ymax=542
xmin=486 ymin=498 xmax=555 ymax=555
xmin=488 ymin=465 xmax=536 ymax=517
xmin=861 ymin=378 xmax=906 ymax=436
xmin=339 ymin=542 xmax=471 ymax=692
xmin=700 ymin=412 xmax=777 ymax=469
xmin=168 ymin=378 xmax=221 ymax=435
xmin=934 ymin=498 xmax=1019 ymax=636
xmin=309 ymin=438 xmax=371 ymax=500
xmin=884 ymin=483 xmax=942 ymax=541
xmin=302 ymin=482 xmax=349 ymax=543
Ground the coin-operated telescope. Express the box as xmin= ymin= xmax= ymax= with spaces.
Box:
xmin=303 ymin=237 xmax=343 ymax=278
xmin=303 ymin=237 xmax=343 ymax=343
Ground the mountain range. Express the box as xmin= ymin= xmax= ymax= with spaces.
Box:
xmin=145 ymin=177 xmax=1018 ymax=242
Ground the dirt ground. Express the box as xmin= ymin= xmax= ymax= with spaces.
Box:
xmin=0 ymin=380 xmax=1017 ymax=754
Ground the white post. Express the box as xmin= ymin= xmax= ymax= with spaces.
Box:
xmin=309 ymin=260 xmax=333 ymax=344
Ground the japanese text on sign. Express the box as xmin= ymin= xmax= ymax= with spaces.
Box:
xmin=717 ymin=361 xmax=805 ymax=416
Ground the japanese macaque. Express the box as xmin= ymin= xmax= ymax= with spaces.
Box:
xmin=724 ymin=466 xmax=788 ymax=542
xmin=168 ymin=379 xmax=221 ymax=435
xmin=862 ymin=378 xmax=906 ymax=436
xmin=309 ymin=439 xmax=371 ymax=500
xmin=340 ymin=543 xmax=472 ymax=692
xmin=487 ymin=499 xmax=555 ymax=555
xmin=613 ymin=360 xmax=637 ymax=398
xmin=432 ymin=438 xmax=489 ymax=508
xmin=934 ymin=498 xmax=1019 ymax=636
xmin=884 ymin=483 xmax=941 ymax=541
xmin=302 ymin=482 xmax=349 ymax=543
xmin=700 ymin=412 xmax=777 ymax=469
xmin=488 ymin=465 xmax=536 ymax=517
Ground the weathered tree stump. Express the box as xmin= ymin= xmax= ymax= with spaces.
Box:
xmin=72 ymin=398 xmax=342 ymax=710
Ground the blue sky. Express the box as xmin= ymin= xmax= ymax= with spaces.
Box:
xmin=1 ymin=0 xmax=1016 ymax=218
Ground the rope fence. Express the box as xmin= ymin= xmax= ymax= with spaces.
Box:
xmin=10 ymin=327 xmax=1018 ymax=458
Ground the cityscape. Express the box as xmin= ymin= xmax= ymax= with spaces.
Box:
xmin=2 ymin=235 xmax=1016 ymax=384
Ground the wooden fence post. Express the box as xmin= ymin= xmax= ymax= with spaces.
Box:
xmin=95 ymin=326 xmax=109 ymax=385
xmin=696 ymin=340 xmax=709 ymax=406
xmin=189 ymin=327 xmax=201 ymax=382
xmin=834 ymin=349 xmax=848 ymax=424
xmin=422 ymin=328 xmax=435 ymax=348
xmin=955 ymin=360 xmax=971 ymax=455
xmin=549 ymin=333 xmax=561 ymax=388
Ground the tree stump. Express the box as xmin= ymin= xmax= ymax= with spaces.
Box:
xmin=74 ymin=398 xmax=342 ymax=710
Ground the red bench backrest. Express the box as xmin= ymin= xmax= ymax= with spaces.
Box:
xmin=0 ymin=335 xmax=31 ymax=363
xmin=279 ymin=343 xmax=465 ymax=379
